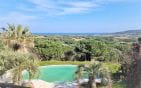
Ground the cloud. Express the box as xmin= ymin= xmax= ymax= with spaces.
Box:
xmin=24 ymin=0 xmax=99 ymax=15
xmin=24 ymin=0 xmax=136 ymax=15
xmin=0 ymin=12 xmax=36 ymax=26
xmin=1 ymin=0 xmax=139 ymax=20
xmin=59 ymin=1 xmax=98 ymax=15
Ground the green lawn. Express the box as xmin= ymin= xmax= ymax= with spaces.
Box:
xmin=38 ymin=60 xmax=91 ymax=66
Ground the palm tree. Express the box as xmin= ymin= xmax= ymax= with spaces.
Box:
xmin=0 ymin=24 xmax=38 ymax=86
xmin=86 ymin=62 xmax=101 ymax=88
xmin=12 ymin=54 xmax=38 ymax=85
xmin=1 ymin=24 xmax=34 ymax=53
xmin=0 ymin=49 xmax=38 ymax=85
xmin=76 ymin=61 xmax=111 ymax=88
xmin=99 ymin=67 xmax=112 ymax=88
xmin=75 ymin=65 xmax=85 ymax=88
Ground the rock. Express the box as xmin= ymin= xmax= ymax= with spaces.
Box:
xmin=31 ymin=80 xmax=55 ymax=88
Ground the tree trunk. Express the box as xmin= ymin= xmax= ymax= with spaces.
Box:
xmin=92 ymin=80 xmax=97 ymax=88
xmin=77 ymin=79 xmax=81 ymax=88
xmin=107 ymin=76 xmax=112 ymax=88
xmin=88 ymin=76 xmax=97 ymax=88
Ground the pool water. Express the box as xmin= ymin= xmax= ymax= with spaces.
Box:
xmin=23 ymin=65 xmax=78 ymax=83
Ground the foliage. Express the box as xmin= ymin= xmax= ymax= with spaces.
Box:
xmin=72 ymin=39 xmax=129 ymax=62
xmin=0 ymin=49 xmax=38 ymax=84
xmin=138 ymin=37 xmax=141 ymax=44
xmin=0 ymin=40 xmax=4 ymax=50
xmin=34 ymin=36 xmax=131 ymax=63
xmin=1 ymin=24 xmax=34 ymax=53
xmin=113 ymin=81 xmax=126 ymax=88
xmin=75 ymin=61 xmax=111 ymax=88
xmin=35 ymin=38 xmax=72 ymax=60
xmin=103 ymin=63 xmax=121 ymax=74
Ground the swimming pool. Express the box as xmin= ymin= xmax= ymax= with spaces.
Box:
xmin=23 ymin=65 xmax=78 ymax=83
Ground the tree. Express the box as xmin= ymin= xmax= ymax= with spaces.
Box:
xmin=75 ymin=61 xmax=111 ymax=88
xmin=138 ymin=37 xmax=141 ymax=44
xmin=72 ymin=40 xmax=92 ymax=61
xmin=63 ymin=50 xmax=76 ymax=61
xmin=1 ymin=24 xmax=34 ymax=53
xmin=35 ymin=38 xmax=72 ymax=60
xmin=75 ymin=65 xmax=84 ymax=88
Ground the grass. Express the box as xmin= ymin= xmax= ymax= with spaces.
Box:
xmin=38 ymin=60 xmax=91 ymax=66
xmin=97 ymin=81 xmax=125 ymax=88
xmin=113 ymin=81 xmax=126 ymax=88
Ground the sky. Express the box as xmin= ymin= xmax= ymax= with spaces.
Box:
xmin=0 ymin=0 xmax=141 ymax=33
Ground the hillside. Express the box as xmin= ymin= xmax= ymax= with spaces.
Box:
xmin=113 ymin=29 xmax=141 ymax=35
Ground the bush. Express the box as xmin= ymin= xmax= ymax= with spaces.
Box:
xmin=103 ymin=63 xmax=121 ymax=74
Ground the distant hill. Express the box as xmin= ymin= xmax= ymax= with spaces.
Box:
xmin=112 ymin=29 xmax=141 ymax=36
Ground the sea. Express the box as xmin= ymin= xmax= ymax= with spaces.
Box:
xmin=33 ymin=33 xmax=109 ymax=36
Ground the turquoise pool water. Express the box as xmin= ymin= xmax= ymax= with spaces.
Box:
xmin=23 ymin=65 xmax=78 ymax=83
